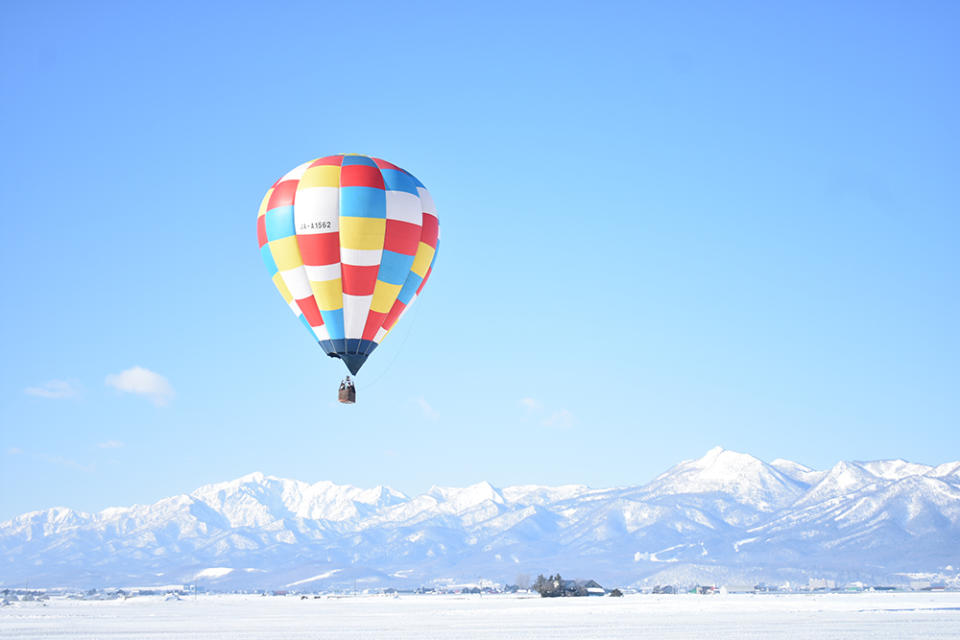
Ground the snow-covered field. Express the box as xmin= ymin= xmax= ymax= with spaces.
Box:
xmin=2 ymin=592 xmax=960 ymax=639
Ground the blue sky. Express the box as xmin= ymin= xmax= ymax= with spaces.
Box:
xmin=1 ymin=1 xmax=957 ymax=521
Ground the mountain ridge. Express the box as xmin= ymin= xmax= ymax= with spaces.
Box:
xmin=2 ymin=447 xmax=958 ymax=589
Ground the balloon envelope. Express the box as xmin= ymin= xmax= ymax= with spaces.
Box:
xmin=257 ymin=154 xmax=439 ymax=374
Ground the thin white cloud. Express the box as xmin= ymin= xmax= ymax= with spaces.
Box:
xmin=7 ymin=447 xmax=23 ymax=455
xmin=416 ymin=397 xmax=438 ymax=420
xmin=97 ymin=440 xmax=124 ymax=449
xmin=38 ymin=454 xmax=95 ymax=473
xmin=520 ymin=397 xmax=541 ymax=411
xmin=105 ymin=366 xmax=174 ymax=406
xmin=521 ymin=397 xmax=574 ymax=430
xmin=25 ymin=380 xmax=78 ymax=399
xmin=542 ymin=409 xmax=574 ymax=429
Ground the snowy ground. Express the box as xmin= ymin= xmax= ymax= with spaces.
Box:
xmin=2 ymin=592 xmax=960 ymax=639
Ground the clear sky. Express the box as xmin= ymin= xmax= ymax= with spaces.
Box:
xmin=1 ymin=1 xmax=958 ymax=521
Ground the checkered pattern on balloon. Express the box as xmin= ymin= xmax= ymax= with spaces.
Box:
xmin=257 ymin=154 xmax=438 ymax=376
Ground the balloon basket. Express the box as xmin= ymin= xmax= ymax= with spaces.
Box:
xmin=338 ymin=377 xmax=356 ymax=404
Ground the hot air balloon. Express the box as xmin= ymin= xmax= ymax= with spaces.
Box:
xmin=257 ymin=154 xmax=439 ymax=403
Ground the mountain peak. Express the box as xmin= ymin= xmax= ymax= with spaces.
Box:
xmin=791 ymin=460 xmax=881 ymax=507
xmin=702 ymin=445 xmax=727 ymax=458
xmin=647 ymin=447 xmax=804 ymax=510
xmin=690 ymin=447 xmax=763 ymax=471
xmin=428 ymin=481 xmax=505 ymax=510
xmin=857 ymin=459 xmax=933 ymax=480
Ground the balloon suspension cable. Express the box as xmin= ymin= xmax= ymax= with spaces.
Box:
xmin=354 ymin=302 xmax=421 ymax=392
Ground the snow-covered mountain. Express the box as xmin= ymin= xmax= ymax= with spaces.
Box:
xmin=2 ymin=447 xmax=958 ymax=589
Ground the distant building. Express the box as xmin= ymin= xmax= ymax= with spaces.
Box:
xmin=808 ymin=578 xmax=836 ymax=591
xmin=577 ymin=580 xmax=606 ymax=596
xmin=721 ymin=585 xmax=756 ymax=594
xmin=534 ymin=575 xmax=605 ymax=597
